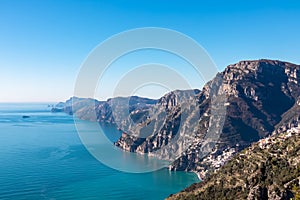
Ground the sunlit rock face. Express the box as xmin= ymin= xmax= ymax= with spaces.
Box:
xmin=115 ymin=59 xmax=300 ymax=177
xmin=58 ymin=59 xmax=300 ymax=178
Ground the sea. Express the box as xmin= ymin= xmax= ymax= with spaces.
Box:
xmin=0 ymin=103 xmax=198 ymax=200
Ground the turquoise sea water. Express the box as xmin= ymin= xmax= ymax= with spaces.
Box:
xmin=0 ymin=103 xmax=198 ymax=200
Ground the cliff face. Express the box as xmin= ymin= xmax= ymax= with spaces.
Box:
xmin=115 ymin=59 xmax=300 ymax=177
xmin=58 ymin=59 xmax=300 ymax=179
xmin=274 ymin=96 xmax=300 ymax=135
xmin=167 ymin=128 xmax=300 ymax=200
xmin=115 ymin=89 xmax=204 ymax=160
xmin=57 ymin=96 xmax=157 ymax=123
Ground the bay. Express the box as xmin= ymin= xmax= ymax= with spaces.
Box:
xmin=0 ymin=103 xmax=198 ymax=200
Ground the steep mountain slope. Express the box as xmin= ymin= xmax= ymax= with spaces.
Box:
xmin=57 ymin=59 xmax=300 ymax=179
xmin=115 ymin=89 xmax=204 ymax=159
xmin=274 ymin=97 xmax=300 ymax=134
xmin=115 ymin=59 xmax=300 ymax=177
xmin=167 ymin=128 xmax=300 ymax=200
xmin=54 ymin=96 xmax=157 ymax=122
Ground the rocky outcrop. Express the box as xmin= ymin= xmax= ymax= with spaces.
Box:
xmin=274 ymin=96 xmax=300 ymax=135
xmin=59 ymin=59 xmax=300 ymax=181
xmin=115 ymin=59 xmax=300 ymax=178
xmin=115 ymin=89 xmax=205 ymax=160
xmin=57 ymin=96 xmax=157 ymax=122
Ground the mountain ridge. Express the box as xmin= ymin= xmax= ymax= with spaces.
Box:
xmin=114 ymin=59 xmax=300 ymax=178
xmin=55 ymin=59 xmax=300 ymax=180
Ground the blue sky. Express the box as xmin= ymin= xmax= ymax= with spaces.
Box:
xmin=0 ymin=0 xmax=300 ymax=102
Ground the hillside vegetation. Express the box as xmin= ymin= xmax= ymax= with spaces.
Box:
xmin=168 ymin=129 xmax=300 ymax=200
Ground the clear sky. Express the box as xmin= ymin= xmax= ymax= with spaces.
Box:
xmin=1 ymin=0 xmax=300 ymax=102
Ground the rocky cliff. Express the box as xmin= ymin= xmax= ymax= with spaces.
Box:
xmin=55 ymin=96 xmax=157 ymax=123
xmin=115 ymin=59 xmax=300 ymax=178
xmin=58 ymin=59 xmax=300 ymax=180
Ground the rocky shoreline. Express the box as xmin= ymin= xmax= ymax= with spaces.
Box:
xmin=54 ymin=59 xmax=300 ymax=183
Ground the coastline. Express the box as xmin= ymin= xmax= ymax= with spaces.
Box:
xmin=191 ymin=171 xmax=203 ymax=182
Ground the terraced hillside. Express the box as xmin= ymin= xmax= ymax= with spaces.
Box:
xmin=167 ymin=128 xmax=300 ymax=200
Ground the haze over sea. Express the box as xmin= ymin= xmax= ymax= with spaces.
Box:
xmin=0 ymin=103 xmax=198 ymax=200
